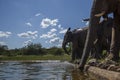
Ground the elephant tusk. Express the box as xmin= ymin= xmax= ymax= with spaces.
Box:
xmin=95 ymin=11 xmax=105 ymax=17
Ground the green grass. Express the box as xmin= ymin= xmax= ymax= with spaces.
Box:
xmin=0 ymin=54 xmax=71 ymax=61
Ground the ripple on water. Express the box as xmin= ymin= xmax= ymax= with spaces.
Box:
xmin=0 ymin=61 xmax=92 ymax=80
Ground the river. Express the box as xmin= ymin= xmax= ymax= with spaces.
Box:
xmin=0 ymin=60 xmax=94 ymax=80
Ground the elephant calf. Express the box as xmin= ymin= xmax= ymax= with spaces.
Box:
xmin=62 ymin=17 xmax=113 ymax=62
xmin=62 ymin=27 xmax=87 ymax=61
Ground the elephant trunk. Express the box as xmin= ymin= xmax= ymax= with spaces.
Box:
xmin=79 ymin=0 xmax=101 ymax=70
xmin=62 ymin=41 xmax=70 ymax=55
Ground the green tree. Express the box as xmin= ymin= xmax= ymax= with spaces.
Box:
xmin=22 ymin=43 xmax=46 ymax=55
xmin=54 ymin=48 xmax=63 ymax=55
xmin=47 ymin=46 xmax=64 ymax=55
xmin=0 ymin=45 xmax=8 ymax=55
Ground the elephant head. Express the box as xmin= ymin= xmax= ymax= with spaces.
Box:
xmin=79 ymin=0 xmax=120 ymax=70
xmin=62 ymin=28 xmax=72 ymax=55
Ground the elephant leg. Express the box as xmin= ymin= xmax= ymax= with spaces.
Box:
xmin=96 ymin=47 xmax=103 ymax=59
xmin=109 ymin=26 xmax=120 ymax=61
xmin=76 ymin=50 xmax=80 ymax=59
xmin=76 ymin=47 xmax=83 ymax=59
xmin=107 ymin=13 xmax=120 ymax=61
xmin=71 ymin=49 xmax=76 ymax=62
xmin=94 ymin=39 xmax=103 ymax=59
xmin=89 ymin=47 xmax=96 ymax=59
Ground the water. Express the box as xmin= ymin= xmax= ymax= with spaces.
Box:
xmin=0 ymin=60 xmax=93 ymax=80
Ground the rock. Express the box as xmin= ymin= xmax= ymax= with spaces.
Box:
xmin=107 ymin=64 xmax=116 ymax=71
xmin=116 ymin=68 xmax=120 ymax=72
xmin=87 ymin=59 xmax=99 ymax=66
xmin=84 ymin=65 xmax=90 ymax=72
xmin=105 ymin=60 xmax=118 ymax=65
xmin=97 ymin=62 xmax=110 ymax=69
xmin=97 ymin=60 xmax=119 ymax=69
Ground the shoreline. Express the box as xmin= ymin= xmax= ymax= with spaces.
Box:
xmin=0 ymin=60 xmax=63 ymax=63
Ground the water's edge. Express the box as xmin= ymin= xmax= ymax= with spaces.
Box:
xmin=1 ymin=60 xmax=119 ymax=80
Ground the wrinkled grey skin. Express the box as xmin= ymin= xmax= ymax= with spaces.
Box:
xmin=94 ymin=17 xmax=113 ymax=58
xmin=83 ymin=17 xmax=113 ymax=59
xmin=62 ymin=27 xmax=87 ymax=61
xmin=79 ymin=0 xmax=120 ymax=70
xmin=62 ymin=18 xmax=113 ymax=61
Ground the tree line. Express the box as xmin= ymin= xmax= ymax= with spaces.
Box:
xmin=0 ymin=43 xmax=64 ymax=56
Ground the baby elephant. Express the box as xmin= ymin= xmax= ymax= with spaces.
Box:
xmin=62 ymin=17 xmax=113 ymax=62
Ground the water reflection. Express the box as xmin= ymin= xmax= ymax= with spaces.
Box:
xmin=0 ymin=61 xmax=93 ymax=80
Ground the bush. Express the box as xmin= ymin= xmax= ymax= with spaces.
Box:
xmin=0 ymin=45 xmax=8 ymax=55
xmin=54 ymin=48 xmax=63 ymax=55
xmin=22 ymin=43 xmax=46 ymax=55
xmin=47 ymin=46 xmax=64 ymax=56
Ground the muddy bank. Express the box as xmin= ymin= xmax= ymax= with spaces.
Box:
xmin=85 ymin=65 xmax=120 ymax=80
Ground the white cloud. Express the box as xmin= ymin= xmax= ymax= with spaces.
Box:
xmin=0 ymin=41 xmax=6 ymax=45
xmin=58 ymin=39 xmax=63 ymax=47
xmin=0 ymin=31 xmax=12 ymax=38
xmin=59 ymin=29 xmax=67 ymax=34
xmin=48 ymin=37 xmax=63 ymax=47
xmin=86 ymin=21 xmax=89 ymax=26
xmin=40 ymin=18 xmax=51 ymax=28
xmin=58 ymin=24 xmax=63 ymax=30
xmin=25 ymin=22 xmax=32 ymax=27
xmin=48 ymin=28 xmax=57 ymax=35
xmin=51 ymin=28 xmax=57 ymax=32
xmin=35 ymin=13 xmax=41 ymax=17
xmin=17 ymin=31 xmax=38 ymax=39
xmin=58 ymin=25 xmax=67 ymax=34
xmin=40 ymin=33 xmax=57 ymax=39
xmin=40 ymin=28 xmax=57 ymax=39
xmin=49 ymin=37 xmax=60 ymax=44
xmin=40 ymin=18 xmax=58 ymax=28
xmin=23 ymin=40 xmax=32 ymax=46
xmin=51 ymin=19 xmax=58 ymax=26
xmin=48 ymin=33 xmax=57 ymax=38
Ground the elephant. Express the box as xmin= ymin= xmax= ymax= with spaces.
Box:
xmin=62 ymin=27 xmax=88 ymax=61
xmin=62 ymin=17 xmax=113 ymax=62
xmin=93 ymin=17 xmax=113 ymax=58
xmin=79 ymin=0 xmax=120 ymax=70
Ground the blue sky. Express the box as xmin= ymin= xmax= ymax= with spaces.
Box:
xmin=0 ymin=0 xmax=92 ymax=49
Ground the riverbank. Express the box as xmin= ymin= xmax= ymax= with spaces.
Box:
xmin=0 ymin=54 xmax=71 ymax=61
xmin=86 ymin=65 xmax=120 ymax=80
